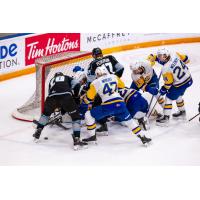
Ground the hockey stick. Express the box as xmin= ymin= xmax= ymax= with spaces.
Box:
xmin=188 ymin=113 xmax=200 ymax=122
xmin=146 ymin=71 xmax=162 ymax=117
xmin=147 ymin=94 xmax=161 ymax=118
xmin=33 ymin=113 xmax=71 ymax=130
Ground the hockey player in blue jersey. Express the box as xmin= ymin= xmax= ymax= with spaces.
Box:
xmin=82 ymin=66 xmax=152 ymax=145
xmin=118 ymin=87 xmax=150 ymax=130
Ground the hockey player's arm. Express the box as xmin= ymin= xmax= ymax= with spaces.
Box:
xmin=176 ymin=52 xmax=190 ymax=64
xmin=111 ymin=56 xmax=124 ymax=78
xmin=159 ymin=72 xmax=174 ymax=95
xmin=147 ymin=54 xmax=157 ymax=66
xmin=84 ymin=84 xmax=97 ymax=104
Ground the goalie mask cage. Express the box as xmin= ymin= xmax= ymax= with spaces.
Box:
xmin=12 ymin=51 xmax=92 ymax=122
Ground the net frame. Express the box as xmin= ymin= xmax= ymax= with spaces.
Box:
xmin=12 ymin=51 xmax=92 ymax=122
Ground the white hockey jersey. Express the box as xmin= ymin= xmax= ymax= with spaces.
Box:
xmin=86 ymin=74 xmax=125 ymax=104
xmin=131 ymin=60 xmax=154 ymax=88
xmin=161 ymin=53 xmax=192 ymax=89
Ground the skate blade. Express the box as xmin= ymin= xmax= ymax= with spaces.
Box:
xmin=96 ymin=131 xmax=108 ymax=136
xmin=156 ymin=122 xmax=169 ymax=127
xmin=73 ymin=145 xmax=88 ymax=151
xmin=143 ymin=141 xmax=152 ymax=147
xmin=33 ymin=138 xmax=40 ymax=143
xmin=172 ymin=116 xmax=187 ymax=121
xmin=86 ymin=140 xmax=98 ymax=145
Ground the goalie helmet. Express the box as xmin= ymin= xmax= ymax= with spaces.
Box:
xmin=92 ymin=47 xmax=103 ymax=59
xmin=73 ymin=71 xmax=87 ymax=84
xmin=95 ymin=66 xmax=108 ymax=77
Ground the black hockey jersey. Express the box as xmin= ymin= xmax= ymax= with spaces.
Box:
xmin=87 ymin=55 xmax=124 ymax=83
xmin=48 ymin=74 xmax=80 ymax=97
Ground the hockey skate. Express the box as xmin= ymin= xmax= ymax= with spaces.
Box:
xmin=82 ymin=134 xmax=97 ymax=144
xmin=33 ymin=128 xmax=43 ymax=143
xmin=137 ymin=134 xmax=152 ymax=146
xmin=96 ymin=123 xmax=108 ymax=136
xmin=137 ymin=117 xmax=150 ymax=131
xmin=172 ymin=110 xmax=186 ymax=120
xmin=156 ymin=115 xmax=169 ymax=126
xmin=72 ymin=135 xmax=88 ymax=151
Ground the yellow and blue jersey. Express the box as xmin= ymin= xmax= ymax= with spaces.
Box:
xmin=85 ymin=74 xmax=125 ymax=105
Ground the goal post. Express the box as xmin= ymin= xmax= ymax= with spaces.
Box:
xmin=12 ymin=51 xmax=92 ymax=122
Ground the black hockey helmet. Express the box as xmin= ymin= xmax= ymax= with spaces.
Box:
xmin=92 ymin=47 xmax=103 ymax=58
xmin=54 ymin=72 xmax=64 ymax=77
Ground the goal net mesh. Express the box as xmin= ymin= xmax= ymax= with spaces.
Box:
xmin=12 ymin=51 xmax=92 ymax=122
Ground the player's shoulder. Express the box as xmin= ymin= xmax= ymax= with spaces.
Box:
xmin=104 ymin=55 xmax=117 ymax=61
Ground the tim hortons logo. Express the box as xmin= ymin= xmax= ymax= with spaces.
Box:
xmin=25 ymin=33 xmax=80 ymax=65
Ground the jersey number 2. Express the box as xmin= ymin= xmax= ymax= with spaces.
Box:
xmin=173 ymin=61 xmax=188 ymax=80
xmin=103 ymin=82 xmax=117 ymax=95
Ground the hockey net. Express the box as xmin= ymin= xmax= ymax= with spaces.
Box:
xmin=12 ymin=51 xmax=92 ymax=122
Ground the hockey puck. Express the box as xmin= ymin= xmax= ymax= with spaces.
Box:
xmin=44 ymin=137 xmax=48 ymax=140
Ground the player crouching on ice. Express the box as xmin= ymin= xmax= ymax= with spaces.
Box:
xmin=82 ymin=66 xmax=152 ymax=146
xmin=130 ymin=59 xmax=165 ymax=110
xmin=33 ymin=72 xmax=88 ymax=150
xmin=118 ymin=87 xmax=150 ymax=130
xmin=149 ymin=48 xmax=193 ymax=126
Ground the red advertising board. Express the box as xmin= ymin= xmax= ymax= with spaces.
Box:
xmin=25 ymin=33 xmax=80 ymax=66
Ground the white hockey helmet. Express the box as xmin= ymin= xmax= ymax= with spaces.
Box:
xmin=130 ymin=59 xmax=148 ymax=71
xmin=157 ymin=48 xmax=170 ymax=57
xmin=95 ymin=66 xmax=108 ymax=77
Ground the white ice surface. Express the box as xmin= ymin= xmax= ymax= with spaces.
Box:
xmin=0 ymin=43 xmax=200 ymax=165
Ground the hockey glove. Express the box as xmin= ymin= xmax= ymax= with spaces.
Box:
xmin=144 ymin=84 xmax=159 ymax=95
xmin=159 ymin=86 xmax=168 ymax=96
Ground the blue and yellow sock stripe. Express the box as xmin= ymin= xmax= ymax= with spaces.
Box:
xmin=158 ymin=97 xmax=165 ymax=104
xmin=132 ymin=126 xmax=141 ymax=135
xmin=164 ymin=104 xmax=172 ymax=110
xmin=176 ymin=101 xmax=184 ymax=107
xmin=87 ymin=123 xmax=96 ymax=130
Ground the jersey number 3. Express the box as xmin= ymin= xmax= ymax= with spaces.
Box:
xmin=103 ymin=82 xmax=117 ymax=95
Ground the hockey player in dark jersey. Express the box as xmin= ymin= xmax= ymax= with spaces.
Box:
xmin=33 ymin=72 xmax=88 ymax=150
xmin=87 ymin=47 xmax=125 ymax=133
xmin=87 ymin=47 xmax=124 ymax=83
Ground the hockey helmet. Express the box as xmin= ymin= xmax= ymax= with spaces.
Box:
xmin=95 ymin=66 xmax=108 ymax=77
xmin=54 ymin=72 xmax=64 ymax=77
xmin=92 ymin=47 xmax=103 ymax=59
